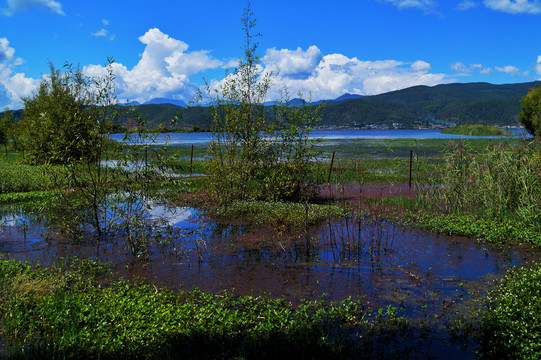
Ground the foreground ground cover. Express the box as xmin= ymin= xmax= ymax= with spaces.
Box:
xmin=0 ymin=257 xmax=418 ymax=359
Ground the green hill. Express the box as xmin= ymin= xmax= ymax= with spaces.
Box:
xmin=126 ymin=81 xmax=541 ymax=130
xmin=3 ymin=81 xmax=540 ymax=130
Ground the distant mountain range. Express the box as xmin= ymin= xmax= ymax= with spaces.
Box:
xmin=134 ymin=82 xmax=540 ymax=130
xmin=3 ymin=81 xmax=539 ymax=130
xmin=144 ymin=98 xmax=187 ymax=107
xmin=120 ymin=98 xmax=187 ymax=107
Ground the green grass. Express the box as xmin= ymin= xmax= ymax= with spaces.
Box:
xmin=405 ymin=212 xmax=541 ymax=246
xmin=414 ymin=140 xmax=541 ymax=246
xmin=321 ymin=156 xmax=441 ymax=184
xmin=0 ymin=160 xmax=53 ymax=194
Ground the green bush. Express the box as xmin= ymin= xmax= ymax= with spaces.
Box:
xmin=204 ymin=5 xmax=321 ymax=204
xmin=480 ymin=263 xmax=541 ymax=359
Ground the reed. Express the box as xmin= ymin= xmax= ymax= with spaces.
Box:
xmin=416 ymin=140 xmax=541 ymax=244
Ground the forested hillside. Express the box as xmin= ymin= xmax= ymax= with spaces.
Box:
xmin=3 ymin=81 xmax=539 ymax=130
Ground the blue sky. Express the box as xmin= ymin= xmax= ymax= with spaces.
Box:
xmin=1 ymin=0 xmax=541 ymax=109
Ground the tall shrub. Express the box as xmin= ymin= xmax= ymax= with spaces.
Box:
xmin=203 ymin=3 xmax=322 ymax=204
xmin=17 ymin=59 xmax=169 ymax=254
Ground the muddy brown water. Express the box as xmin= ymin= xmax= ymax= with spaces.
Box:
xmin=1 ymin=208 xmax=540 ymax=358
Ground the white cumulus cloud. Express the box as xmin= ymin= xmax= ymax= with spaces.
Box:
xmin=258 ymin=46 xmax=449 ymax=100
xmin=483 ymin=0 xmax=541 ymax=14
xmin=535 ymin=55 xmax=541 ymax=78
xmin=83 ymin=28 xmax=222 ymax=103
xmin=263 ymin=46 xmax=323 ymax=80
xmin=2 ymin=0 xmax=64 ymax=16
xmin=0 ymin=38 xmax=38 ymax=109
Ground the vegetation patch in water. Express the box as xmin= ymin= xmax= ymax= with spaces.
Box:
xmin=406 ymin=212 xmax=541 ymax=246
xmin=0 ymin=257 xmax=419 ymax=359
xmin=210 ymin=200 xmax=348 ymax=231
xmin=441 ymin=124 xmax=513 ymax=136
xmin=480 ymin=262 xmax=541 ymax=359
xmin=415 ymin=140 xmax=541 ymax=246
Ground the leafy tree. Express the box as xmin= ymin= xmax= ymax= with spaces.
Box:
xmin=0 ymin=107 xmax=14 ymax=159
xmin=519 ymin=86 xmax=541 ymax=137
xmin=203 ymin=2 xmax=322 ymax=203
xmin=19 ymin=62 xmax=102 ymax=165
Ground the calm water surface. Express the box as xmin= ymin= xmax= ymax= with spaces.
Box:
xmin=2 ymin=206 xmax=539 ymax=358
xmin=109 ymin=128 xmax=528 ymax=146
xmin=1 ymin=208 xmax=537 ymax=312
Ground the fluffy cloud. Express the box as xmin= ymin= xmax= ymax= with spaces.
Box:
xmin=263 ymin=46 xmax=323 ymax=80
xmin=0 ymin=38 xmax=38 ymax=109
xmin=84 ymin=28 xmax=222 ymax=103
xmin=450 ymin=62 xmax=492 ymax=74
xmin=495 ymin=65 xmax=521 ymax=75
xmin=379 ymin=0 xmax=438 ymax=11
xmin=536 ymin=55 xmax=541 ymax=78
xmin=257 ymin=46 xmax=449 ymax=100
xmin=2 ymin=0 xmax=64 ymax=16
xmin=483 ymin=0 xmax=541 ymax=14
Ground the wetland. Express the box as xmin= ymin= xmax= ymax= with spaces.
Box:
xmin=2 ymin=131 xmax=540 ymax=359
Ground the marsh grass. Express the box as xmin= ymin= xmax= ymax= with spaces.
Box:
xmin=416 ymin=140 xmax=541 ymax=245
xmin=210 ymin=200 xmax=347 ymax=234
xmin=0 ymin=161 xmax=53 ymax=194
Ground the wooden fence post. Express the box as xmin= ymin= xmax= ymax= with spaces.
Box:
xmin=190 ymin=144 xmax=194 ymax=177
xmin=409 ymin=150 xmax=413 ymax=190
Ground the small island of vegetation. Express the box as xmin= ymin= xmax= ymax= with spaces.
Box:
xmin=441 ymin=124 xmax=513 ymax=136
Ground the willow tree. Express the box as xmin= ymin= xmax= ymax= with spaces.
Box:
xmin=204 ymin=3 xmax=322 ymax=203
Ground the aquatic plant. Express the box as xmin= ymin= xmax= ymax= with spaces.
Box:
xmin=0 ymin=257 xmax=420 ymax=359
xmin=480 ymin=262 xmax=541 ymax=359
xmin=210 ymin=200 xmax=347 ymax=233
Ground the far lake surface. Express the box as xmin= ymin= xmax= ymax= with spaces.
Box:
xmin=110 ymin=128 xmax=528 ymax=146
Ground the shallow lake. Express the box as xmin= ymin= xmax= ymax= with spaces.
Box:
xmin=1 ymin=206 xmax=538 ymax=315
xmin=3 ymin=203 xmax=539 ymax=357
xmin=109 ymin=128 xmax=528 ymax=147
